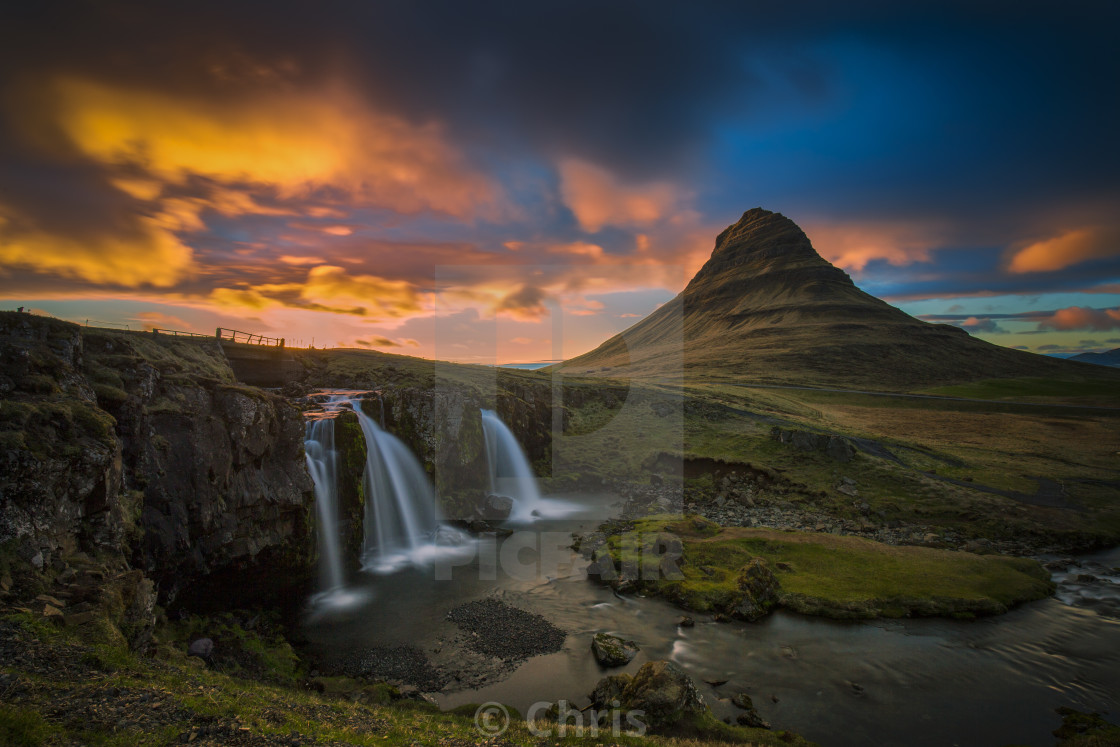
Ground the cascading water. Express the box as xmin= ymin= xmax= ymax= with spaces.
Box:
xmin=305 ymin=414 xmax=345 ymax=592
xmin=480 ymin=408 xmax=577 ymax=521
xmin=348 ymin=397 xmax=466 ymax=572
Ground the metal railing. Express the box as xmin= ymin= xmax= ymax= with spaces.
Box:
xmin=215 ymin=328 xmax=285 ymax=347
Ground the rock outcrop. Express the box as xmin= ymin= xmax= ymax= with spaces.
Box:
xmin=0 ymin=312 xmax=315 ymax=605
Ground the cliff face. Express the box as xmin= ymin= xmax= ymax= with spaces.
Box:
xmin=0 ymin=312 xmax=314 ymax=604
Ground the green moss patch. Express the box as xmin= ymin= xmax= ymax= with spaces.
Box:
xmin=602 ymin=515 xmax=1054 ymax=619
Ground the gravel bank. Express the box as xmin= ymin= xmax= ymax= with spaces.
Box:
xmin=339 ymin=644 xmax=448 ymax=691
xmin=446 ymin=598 xmax=566 ymax=661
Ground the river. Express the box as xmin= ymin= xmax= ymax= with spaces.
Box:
xmin=302 ymin=493 xmax=1120 ymax=747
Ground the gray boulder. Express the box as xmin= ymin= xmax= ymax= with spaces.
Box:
xmin=592 ymin=632 xmax=640 ymax=667
xmin=614 ymin=660 xmax=706 ymax=730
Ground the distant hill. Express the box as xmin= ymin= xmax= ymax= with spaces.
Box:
xmin=560 ymin=208 xmax=1119 ymax=390
xmin=1069 ymin=347 xmax=1120 ymax=368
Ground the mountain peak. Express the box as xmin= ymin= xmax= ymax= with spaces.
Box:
xmin=687 ymin=207 xmax=854 ymax=297
xmin=561 ymin=206 xmax=1087 ymax=389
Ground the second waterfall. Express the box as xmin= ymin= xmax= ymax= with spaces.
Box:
xmin=347 ymin=397 xmax=448 ymax=573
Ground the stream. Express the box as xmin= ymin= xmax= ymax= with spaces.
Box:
xmin=302 ymin=493 xmax=1120 ymax=747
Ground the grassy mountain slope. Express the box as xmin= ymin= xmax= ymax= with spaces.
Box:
xmin=560 ymin=208 xmax=1120 ymax=392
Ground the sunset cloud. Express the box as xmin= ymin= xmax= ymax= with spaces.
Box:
xmin=1036 ymin=306 xmax=1120 ymax=332
xmin=354 ymin=336 xmax=401 ymax=348
xmin=209 ymin=265 xmax=423 ymax=319
xmin=1007 ymin=227 xmax=1120 ymax=273
xmin=3 ymin=3 xmax=1119 ymax=362
xmin=494 ymin=284 xmax=550 ymax=321
xmin=558 ymin=159 xmax=687 ymax=233
xmin=32 ymin=77 xmax=502 ymax=219
xmin=805 ymin=220 xmax=944 ymax=272
xmin=0 ymin=204 xmax=194 ymax=287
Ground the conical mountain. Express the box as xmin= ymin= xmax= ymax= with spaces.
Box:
xmin=561 ymin=208 xmax=1098 ymax=390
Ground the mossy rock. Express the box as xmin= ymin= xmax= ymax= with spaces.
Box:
xmin=591 ymin=632 xmax=640 ymax=667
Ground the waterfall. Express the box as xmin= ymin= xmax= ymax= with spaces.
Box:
xmin=304 ymin=390 xmax=471 ymax=587
xmin=304 ymin=414 xmax=345 ymax=593
xmin=349 ymin=398 xmax=452 ymax=573
xmin=481 ymin=408 xmax=542 ymax=504
xmin=480 ymin=408 xmax=578 ymax=521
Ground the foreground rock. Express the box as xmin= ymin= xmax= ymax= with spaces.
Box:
xmin=734 ymin=558 xmax=781 ymax=621
xmin=596 ymin=660 xmax=705 ymax=730
xmin=591 ymin=632 xmax=639 ymax=667
xmin=731 ymin=692 xmax=771 ymax=729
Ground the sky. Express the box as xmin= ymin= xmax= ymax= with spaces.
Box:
xmin=1 ymin=1 xmax=1119 ymax=363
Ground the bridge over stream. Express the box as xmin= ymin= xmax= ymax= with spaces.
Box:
xmin=151 ymin=327 xmax=304 ymax=387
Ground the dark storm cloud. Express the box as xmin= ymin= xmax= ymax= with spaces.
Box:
xmin=7 ymin=0 xmax=1116 ymax=188
xmin=2 ymin=0 xmax=1119 ymax=306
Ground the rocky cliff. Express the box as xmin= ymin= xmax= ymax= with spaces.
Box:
xmin=0 ymin=312 xmax=314 ymax=605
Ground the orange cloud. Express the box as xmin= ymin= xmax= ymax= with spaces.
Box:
xmin=549 ymin=241 xmax=605 ymax=259
xmin=558 ymin=158 xmax=685 ymax=232
xmin=0 ymin=203 xmax=194 ymax=287
xmin=1008 ymin=227 xmax=1120 ymax=273
xmin=1037 ymin=306 xmax=1120 ymax=332
xmin=805 ymin=220 xmax=942 ymax=272
xmin=209 ymin=265 xmax=423 ymax=319
xmin=38 ymin=77 xmax=502 ymax=220
xmin=565 ymin=297 xmax=605 ymax=316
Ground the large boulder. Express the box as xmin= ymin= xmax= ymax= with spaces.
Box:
xmin=589 ymin=673 xmax=632 ymax=708
xmin=615 ymin=660 xmax=705 ymax=730
xmin=591 ymin=632 xmax=640 ymax=667
xmin=733 ymin=557 xmax=780 ymax=621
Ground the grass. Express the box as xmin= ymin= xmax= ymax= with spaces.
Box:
xmin=919 ymin=376 xmax=1120 ymax=407
xmin=0 ymin=611 xmax=807 ymax=746
xmin=600 ymin=515 xmax=1054 ymax=619
xmin=0 ymin=704 xmax=56 ymax=747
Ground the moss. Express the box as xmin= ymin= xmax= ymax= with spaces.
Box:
xmin=16 ymin=374 xmax=60 ymax=395
xmin=599 ymin=515 xmax=1054 ymax=620
xmin=0 ymin=704 xmax=56 ymax=747
xmin=1054 ymin=707 xmax=1120 ymax=746
xmin=69 ymin=401 xmax=117 ymax=447
xmin=92 ymin=383 xmax=129 ymax=407
xmin=165 ymin=612 xmax=304 ymax=686
xmin=81 ymin=644 xmax=141 ymax=673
